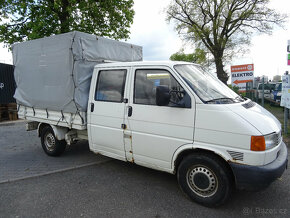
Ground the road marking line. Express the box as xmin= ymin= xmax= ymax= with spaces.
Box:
xmin=0 ymin=159 xmax=112 ymax=184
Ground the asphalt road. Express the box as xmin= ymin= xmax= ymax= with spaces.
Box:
xmin=0 ymin=121 xmax=109 ymax=183
xmin=0 ymin=121 xmax=289 ymax=218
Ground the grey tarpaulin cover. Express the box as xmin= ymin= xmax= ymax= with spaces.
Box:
xmin=12 ymin=31 xmax=142 ymax=114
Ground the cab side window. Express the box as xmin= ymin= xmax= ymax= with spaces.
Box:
xmin=95 ymin=70 xmax=127 ymax=103
xmin=134 ymin=69 xmax=191 ymax=108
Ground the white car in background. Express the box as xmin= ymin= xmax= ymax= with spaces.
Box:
xmin=257 ymin=82 xmax=276 ymax=99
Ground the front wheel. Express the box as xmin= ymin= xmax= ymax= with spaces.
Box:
xmin=177 ymin=153 xmax=233 ymax=207
xmin=41 ymin=126 xmax=66 ymax=156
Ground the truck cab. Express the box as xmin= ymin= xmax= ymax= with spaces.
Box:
xmin=86 ymin=61 xmax=287 ymax=206
xmin=257 ymin=82 xmax=276 ymax=99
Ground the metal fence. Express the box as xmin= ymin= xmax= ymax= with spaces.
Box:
xmin=244 ymin=80 xmax=289 ymax=134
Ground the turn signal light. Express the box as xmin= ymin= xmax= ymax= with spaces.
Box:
xmin=251 ymin=136 xmax=266 ymax=151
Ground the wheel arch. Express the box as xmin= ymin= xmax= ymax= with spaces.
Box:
xmin=172 ymin=144 xmax=234 ymax=179
xmin=37 ymin=123 xmax=50 ymax=137
xmin=37 ymin=123 xmax=68 ymax=140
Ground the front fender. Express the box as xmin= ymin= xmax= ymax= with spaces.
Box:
xmin=171 ymin=144 xmax=193 ymax=170
xmin=192 ymin=142 xmax=232 ymax=161
xmin=171 ymin=142 xmax=232 ymax=171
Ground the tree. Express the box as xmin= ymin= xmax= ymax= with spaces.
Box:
xmin=0 ymin=0 xmax=134 ymax=46
xmin=228 ymin=84 xmax=239 ymax=94
xmin=166 ymin=0 xmax=287 ymax=83
xmin=170 ymin=48 xmax=207 ymax=65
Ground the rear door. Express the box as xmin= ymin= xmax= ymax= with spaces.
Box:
xmin=88 ymin=67 xmax=129 ymax=161
xmin=124 ymin=66 xmax=195 ymax=171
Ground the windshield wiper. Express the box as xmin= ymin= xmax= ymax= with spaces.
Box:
xmin=205 ymin=97 xmax=235 ymax=104
xmin=234 ymin=96 xmax=245 ymax=102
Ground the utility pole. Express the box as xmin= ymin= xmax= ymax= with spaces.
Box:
xmin=284 ymin=71 xmax=288 ymax=135
xmin=262 ymin=77 xmax=264 ymax=107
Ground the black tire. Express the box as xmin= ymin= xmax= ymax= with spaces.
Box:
xmin=40 ymin=126 xmax=66 ymax=156
xmin=177 ymin=152 xmax=233 ymax=207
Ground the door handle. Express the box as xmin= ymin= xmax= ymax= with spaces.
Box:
xmin=128 ymin=106 xmax=133 ymax=117
xmin=90 ymin=103 xmax=94 ymax=112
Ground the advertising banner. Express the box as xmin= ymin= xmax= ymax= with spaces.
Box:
xmin=231 ymin=64 xmax=254 ymax=92
xmin=288 ymin=40 xmax=290 ymax=65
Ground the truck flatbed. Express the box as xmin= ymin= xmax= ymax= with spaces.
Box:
xmin=18 ymin=105 xmax=87 ymax=130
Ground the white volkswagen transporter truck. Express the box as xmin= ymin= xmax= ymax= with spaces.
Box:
xmin=13 ymin=32 xmax=287 ymax=207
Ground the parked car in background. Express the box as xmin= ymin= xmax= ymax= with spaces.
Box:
xmin=257 ymin=82 xmax=276 ymax=100
xmin=271 ymin=82 xmax=282 ymax=102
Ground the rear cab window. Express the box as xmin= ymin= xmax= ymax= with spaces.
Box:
xmin=95 ymin=69 xmax=127 ymax=103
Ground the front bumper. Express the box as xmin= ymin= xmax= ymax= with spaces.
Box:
xmin=229 ymin=142 xmax=288 ymax=191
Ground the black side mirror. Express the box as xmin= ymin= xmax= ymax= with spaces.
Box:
xmin=156 ymin=85 xmax=170 ymax=106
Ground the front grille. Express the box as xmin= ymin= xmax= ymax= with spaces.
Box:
xmin=227 ymin=150 xmax=244 ymax=161
xmin=242 ymin=101 xmax=256 ymax=109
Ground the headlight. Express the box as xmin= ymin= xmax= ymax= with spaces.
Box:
xmin=264 ymin=133 xmax=278 ymax=150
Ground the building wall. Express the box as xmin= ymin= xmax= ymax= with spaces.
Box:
xmin=0 ymin=63 xmax=15 ymax=104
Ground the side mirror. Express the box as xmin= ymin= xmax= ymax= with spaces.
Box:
xmin=156 ymin=85 xmax=170 ymax=106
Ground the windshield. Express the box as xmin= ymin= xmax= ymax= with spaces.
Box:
xmin=174 ymin=64 xmax=244 ymax=104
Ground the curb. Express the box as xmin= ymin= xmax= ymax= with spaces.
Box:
xmin=0 ymin=159 xmax=111 ymax=184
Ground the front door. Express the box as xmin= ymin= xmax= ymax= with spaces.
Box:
xmin=88 ymin=68 xmax=129 ymax=161
xmin=124 ymin=66 xmax=195 ymax=171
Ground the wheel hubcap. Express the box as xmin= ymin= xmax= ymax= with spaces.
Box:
xmin=44 ymin=132 xmax=56 ymax=152
xmin=186 ymin=165 xmax=218 ymax=197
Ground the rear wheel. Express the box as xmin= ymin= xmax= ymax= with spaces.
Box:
xmin=177 ymin=152 xmax=233 ymax=207
xmin=41 ymin=126 xmax=66 ymax=156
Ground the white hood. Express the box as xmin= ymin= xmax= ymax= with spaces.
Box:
xmin=226 ymin=101 xmax=281 ymax=135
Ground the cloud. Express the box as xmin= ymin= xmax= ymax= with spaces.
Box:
xmin=231 ymin=0 xmax=290 ymax=78
xmin=250 ymin=29 xmax=290 ymax=77
xmin=1 ymin=0 xmax=289 ymax=81
xmin=126 ymin=0 xmax=183 ymax=61
xmin=0 ymin=46 xmax=12 ymax=64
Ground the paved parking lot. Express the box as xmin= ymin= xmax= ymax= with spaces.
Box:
xmin=0 ymin=121 xmax=289 ymax=217
xmin=0 ymin=121 xmax=109 ymax=183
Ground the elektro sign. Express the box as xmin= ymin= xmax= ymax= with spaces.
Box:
xmin=231 ymin=64 xmax=254 ymax=92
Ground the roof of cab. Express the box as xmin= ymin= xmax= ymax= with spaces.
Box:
xmin=94 ymin=61 xmax=198 ymax=69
